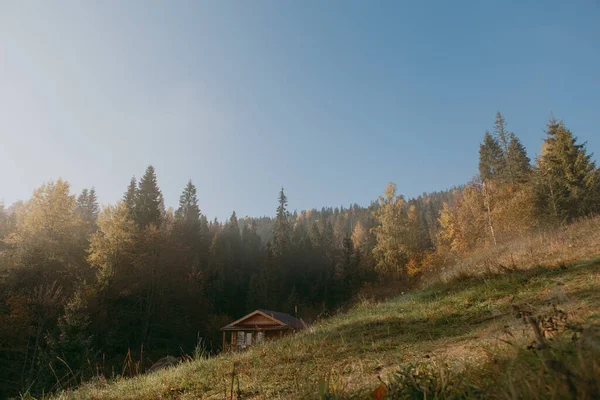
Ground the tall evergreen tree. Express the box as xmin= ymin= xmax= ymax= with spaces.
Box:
xmin=88 ymin=188 xmax=99 ymax=220
xmin=494 ymin=111 xmax=512 ymax=181
xmin=175 ymin=180 xmax=201 ymax=227
xmin=478 ymin=131 xmax=504 ymax=181
xmin=491 ymin=112 xmax=531 ymax=184
xmin=76 ymin=188 xmax=89 ymax=216
xmin=77 ymin=188 xmax=99 ymax=224
xmin=535 ymin=118 xmax=599 ymax=222
xmin=135 ymin=166 xmax=163 ymax=229
xmin=123 ymin=176 xmax=137 ymax=220
xmin=225 ymin=211 xmax=242 ymax=255
xmin=507 ymin=133 xmax=531 ymax=182
xmin=272 ymin=187 xmax=291 ymax=259
xmin=173 ymin=180 xmax=204 ymax=279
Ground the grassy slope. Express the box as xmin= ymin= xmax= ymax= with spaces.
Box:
xmin=52 ymin=257 xmax=600 ymax=399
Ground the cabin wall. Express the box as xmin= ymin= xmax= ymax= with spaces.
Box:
xmin=225 ymin=329 xmax=292 ymax=351
xmin=241 ymin=313 xmax=277 ymax=326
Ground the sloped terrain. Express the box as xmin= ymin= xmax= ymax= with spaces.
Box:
xmin=50 ymin=256 xmax=600 ymax=399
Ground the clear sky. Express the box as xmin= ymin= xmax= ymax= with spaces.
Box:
xmin=1 ymin=1 xmax=599 ymax=220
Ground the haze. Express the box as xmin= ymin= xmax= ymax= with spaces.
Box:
xmin=1 ymin=1 xmax=599 ymax=219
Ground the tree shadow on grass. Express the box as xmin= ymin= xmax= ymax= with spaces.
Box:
xmin=326 ymin=307 xmax=493 ymax=353
xmin=329 ymin=260 xmax=600 ymax=354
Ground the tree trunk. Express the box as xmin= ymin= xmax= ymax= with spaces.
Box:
xmin=483 ymin=181 xmax=497 ymax=246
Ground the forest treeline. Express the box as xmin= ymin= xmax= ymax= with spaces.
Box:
xmin=0 ymin=113 xmax=598 ymax=397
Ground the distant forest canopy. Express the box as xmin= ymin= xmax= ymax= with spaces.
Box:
xmin=1 ymin=113 xmax=599 ymax=398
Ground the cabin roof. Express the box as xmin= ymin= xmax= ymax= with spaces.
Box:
xmin=221 ymin=309 xmax=307 ymax=331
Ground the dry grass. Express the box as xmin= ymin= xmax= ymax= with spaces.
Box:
xmin=433 ymin=215 xmax=600 ymax=283
xmin=45 ymin=254 xmax=600 ymax=399
xmin=38 ymin=216 xmax=600 ymax=399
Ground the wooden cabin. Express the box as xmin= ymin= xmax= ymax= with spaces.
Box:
xmin=221 ymin=309 xmax=307 ymax=351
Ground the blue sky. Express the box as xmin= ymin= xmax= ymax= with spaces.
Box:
xmin=1 ymin=1 xmax=599 ymax=220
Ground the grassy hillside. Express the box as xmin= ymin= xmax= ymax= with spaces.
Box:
xmin=49 ymin=255 xmax=600 ymax=399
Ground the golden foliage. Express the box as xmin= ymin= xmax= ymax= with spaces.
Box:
xmin=492 ymin=183 xmax=536 ymax=239
xmin=351 ymin=221 xmax=367 ymax=249
xmin=405 ymin=257 xmax=420 ymax=276
xmin=437 ymin=185 xmax=487 ymax=254
xmin=6 ymin=179 xmax=81 ymax=261
xmin=437 ymin=181 xmax=536 ymax=254
xmin=88 ymin=202 xmax=137 ymax=286
xmin=372 ymin=183 xmax=409 ymax=278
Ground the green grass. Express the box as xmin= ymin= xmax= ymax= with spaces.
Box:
xmin=49 ymin=258 xmax=600 ymax=399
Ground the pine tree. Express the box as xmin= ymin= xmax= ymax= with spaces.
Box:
xmin=77 ymin=188 xmax=99 ymax=225
xmin=535 ymin=118 xmax=599 ymax=222
xmin=272 ymin=187 xmax=291 ymax=259
xmin=123 ymin=176 xmax=137 ymax=220
xmin=175 ymin=180 xmax=201 ymax=227
xmin=494 ymin=112 xmax=512 ymax=182
xmin=507 ymin=133 xmax=531 ymax=182
xmin=173 ymin=180 xmax=204 ymax=278
xmin=478 ymin=131 xmax=504 ymax=181
xmin=225 ymin=211 xmax=242 ymax=256
xmin=135 ymin=166 xmax=163 ymax=229
xmin=77 ymin=188 xmax=89 ymax=217
xmin=491 ymin=112 xmax=532 ymax=185
xmin=478 ymin=122 xmax=532 ymax=245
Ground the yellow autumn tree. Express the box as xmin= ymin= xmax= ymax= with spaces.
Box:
xmin=437 ymin=184 xmax=488 ymax=254
xmin=351 ymin=221 xmax=367 ymax=249
xmin=7 ymin=179 xmax=81 ymax=264
xmin=437 ymin=202 xmax=456 ymax=250
xmin=492 ymin=182 xmax=536 ymax=240
xmin=372 ymin=183 xmax=410 ymax=279
xmin=88 ymin=202 xmax=137 ymax=288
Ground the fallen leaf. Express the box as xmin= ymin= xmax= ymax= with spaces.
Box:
xmin=372 ymin=382 xmax=386 ymax=399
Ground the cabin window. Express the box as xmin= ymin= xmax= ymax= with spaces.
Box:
xmin=236 ymin=331 xmax=254 ymax=347
xmin=256 ymin=331 xmax=265 ymax=343
xmin=236 ymin=331 xmax=245 ymax=347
